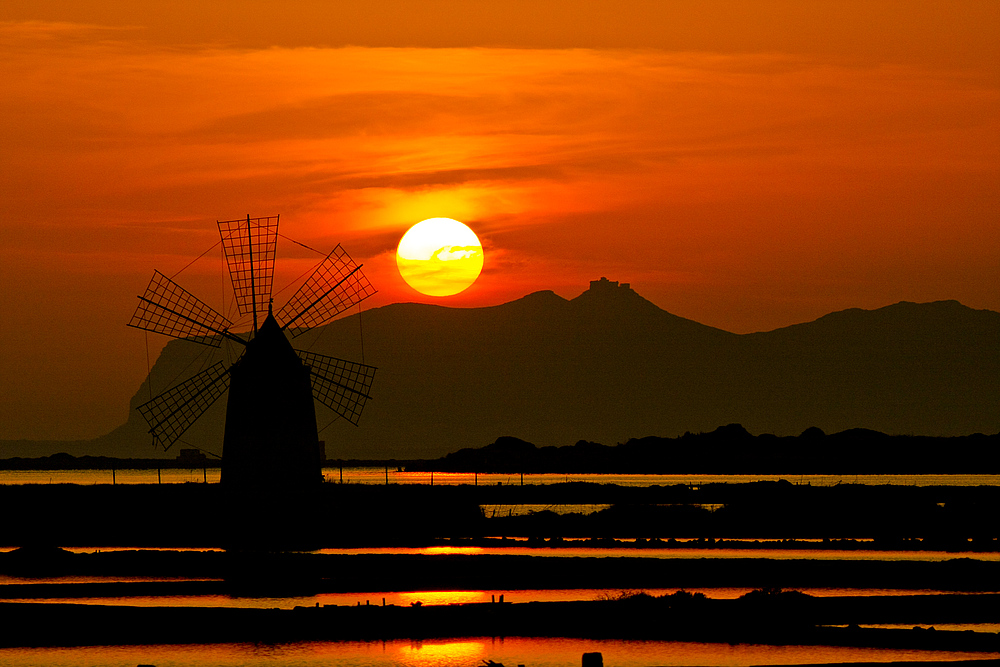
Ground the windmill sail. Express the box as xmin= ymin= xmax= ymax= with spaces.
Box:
xmin=296 ymin=350 xmax=376 ymax=425
xmin=128 ymin=270 xmax=236 ymax=347
xmin=129 ymin=213 xmax=377 ymax=497
xmin=278 ymin=245 xmax=376 ymax=336
xmin=137 ymin=361 xmax=231 ymax=451
xmin=218 ymin=215 xmax=279 ymax=322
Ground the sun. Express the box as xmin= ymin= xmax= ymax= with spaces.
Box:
xmin=396 ymin=218 xmax=484 ymax=296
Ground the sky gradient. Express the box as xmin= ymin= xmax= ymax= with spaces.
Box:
xmin=1 ymin=1 xmax=998 ymax=441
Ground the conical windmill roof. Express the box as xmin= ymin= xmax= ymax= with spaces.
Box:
xmin=236 ymin=307 xmax=300 ymax=373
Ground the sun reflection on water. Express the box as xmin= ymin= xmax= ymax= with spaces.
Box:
xmin=0 ymin=638 xmax=996 ymax=666
xmin=397 ymin=639 xmax=487 ymax=665
xmin=418 ymin=546 xmax=485 ymax=555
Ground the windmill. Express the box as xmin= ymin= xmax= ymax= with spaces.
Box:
xmin=128 ymin=215 xmax=377 ymax=493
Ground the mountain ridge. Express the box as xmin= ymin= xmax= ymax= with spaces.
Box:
xmin=2 ymin=281 xmax=997 ymax=459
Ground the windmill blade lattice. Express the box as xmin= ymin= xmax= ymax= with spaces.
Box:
xmin=137 ymin=361 xmax=231 ymax=451
xmin=278 ymin=245 xmax=376 ymax=336
xmin=128 ymin=270 xmax=234 ymax=347
xmin=218 ymin=215 xmax=279 ymax=319
xmin=296 ymin=350 xmax=376 ymax=425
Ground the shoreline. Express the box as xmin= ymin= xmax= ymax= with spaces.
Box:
xmin=1 ymin=595 xmax=998 ymax=653
xmin=4 ymin=537 xmax=1000 ymax=553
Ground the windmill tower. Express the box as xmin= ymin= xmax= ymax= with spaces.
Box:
xmin=128 ymin=215 xmax=376 ymax=493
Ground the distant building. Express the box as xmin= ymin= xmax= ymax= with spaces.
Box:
xmin=176 ymin=448 xmax=208 ymax=466
xmin=590 ymin=277 xmax=632 ymax=292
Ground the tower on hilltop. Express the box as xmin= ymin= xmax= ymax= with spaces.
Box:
xmin=590 ymin=277 xmax=632 ymax=292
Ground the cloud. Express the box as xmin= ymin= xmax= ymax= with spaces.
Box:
xmin=5 ymin=38 xmax=997 ymax=295
xmin=3 ymin=3 xmax=997 ymax=76
xmin=432 ymin=245 xmax=482 ymax=262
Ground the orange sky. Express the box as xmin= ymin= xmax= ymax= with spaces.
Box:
xmin=1 ymin=1 xmax=998 ymax=440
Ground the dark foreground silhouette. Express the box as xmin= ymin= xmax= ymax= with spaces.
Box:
xmin=1 ymin=480 xmax=997 ymax=549
xmin=2 ymin=480 xmax=996 ymax=654
xmin=2 ymin=549 xmax=998 ymax=653
xmin=1 ymin=590 xmax=999 ymax=652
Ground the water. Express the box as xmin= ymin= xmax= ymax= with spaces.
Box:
xmin=0 ymin=468 xmax=217 ymax=485
xmin=3 ymin=544 xmax=995 ymax=560
xmin=337 ymin=470 xmax=1000 ymax=488
xmin=2 ymin=468 xmax=998 ymax=486
xmin=0 ymin=637 xmax=995 ymax=666
xmin=311 ymin=545 xmax=1000 ymax=561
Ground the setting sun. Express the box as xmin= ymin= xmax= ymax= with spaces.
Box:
xmin=396 ymin=218 xmax=484 ymax=296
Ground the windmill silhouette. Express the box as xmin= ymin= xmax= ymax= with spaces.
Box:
xmin=128 ymin=215 xmax=376 ymax=492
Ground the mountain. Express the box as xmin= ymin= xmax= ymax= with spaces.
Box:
xmin=413 ymin=428 xmax=1000 ymax=474
xmin=6 ymin=279 xmax=999 ymax=460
